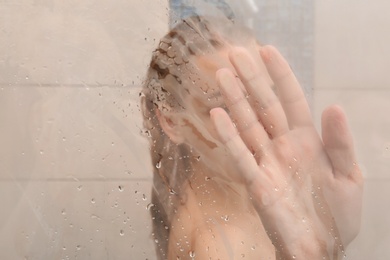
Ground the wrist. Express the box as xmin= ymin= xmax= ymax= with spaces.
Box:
xmin=274 ymin=234 xmax=328 ymax=259
xmin=273 ymin=230 xmax=345 ymax=260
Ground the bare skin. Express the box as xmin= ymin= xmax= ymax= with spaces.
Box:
xmin=159 ymin=45 xmax=363 ymax=259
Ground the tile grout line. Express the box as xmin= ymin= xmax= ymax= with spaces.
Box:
xmin=0 ymin=177 xmax=152 ymax=182
xmin=0 ymin=83 xmax=141 ymax=88
xmin=315 ymin=87 xmax=390 ymax=91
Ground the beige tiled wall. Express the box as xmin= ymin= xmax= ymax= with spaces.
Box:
xmin=314 ymin=1 xmax=390 ymax=258
xmin=0 ymin=0 xmax=168 ymax=259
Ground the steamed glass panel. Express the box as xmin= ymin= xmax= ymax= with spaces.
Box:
xmin=0 ymin=0 xmax=388 ymax=259
xmin=0 ymin=1 xmax=167 ymax=259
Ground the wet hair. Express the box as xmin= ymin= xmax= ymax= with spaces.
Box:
xmin=141 ymin=15 xmax=252 ymax=259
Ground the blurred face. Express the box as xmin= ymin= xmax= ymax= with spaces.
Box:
xmin=178 ymin=49 xmax=234 ymax=140
xmin=159 ymin=40 xmax=267 ymax=177
xmin=165 ymin=48 xmax=238 ymax=173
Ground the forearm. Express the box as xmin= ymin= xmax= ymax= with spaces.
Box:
xmin=273 ymin=235 xmax=342 ymax=260
xmin=267 ymin=218 xmax=335 ymax=259
xmin=249 ymin=180 xmax=344 ymax=260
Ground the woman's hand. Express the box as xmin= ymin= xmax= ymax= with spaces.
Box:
xmin=210 ymin=46 xmax=363 ymax=259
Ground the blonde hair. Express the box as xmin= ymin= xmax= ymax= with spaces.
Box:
xmin=141 ymin=15 xmax=253 ymax=259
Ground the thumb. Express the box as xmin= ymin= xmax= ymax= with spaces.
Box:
xmin=321 ymin=105 xmax=357 ymax=178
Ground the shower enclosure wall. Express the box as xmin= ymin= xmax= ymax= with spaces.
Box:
xmin=0 ymin=0 xmax=389 ymax=259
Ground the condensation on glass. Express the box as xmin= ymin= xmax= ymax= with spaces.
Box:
xmin=0 ymin=1 xmax=167 ymax=259
xmin=2 ymin=0 xmax=382 ymax=260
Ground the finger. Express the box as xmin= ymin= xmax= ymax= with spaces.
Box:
xmin=260 ymin=45 xmax=312 ymax=128
xmin=210 ymin=107 xmax=261 ymax=183
xmin=216 ymin=68 xmax=270 ymax=154
xmin=321 ymin=105 xmax=359 ymax=178
xmin=229 ymin=47 xmax=289 ymax=138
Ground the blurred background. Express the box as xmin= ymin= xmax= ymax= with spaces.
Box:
xmin=0 ymin=0 xmax=389 ymax=259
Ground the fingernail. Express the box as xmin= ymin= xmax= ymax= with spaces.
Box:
xmin=210 ymin=108 xmax=236 ymax=143
xmin=231 ymin=50 xmax=249 ymax=68
xmin=259 ymin=47 xmax=272 ymax=63
xmin=217 ymin=68 xmax=234 ymax=89
xmin=230 ymin=49 xmax=256 ymax=79
xmin=216 ymin=69 xmax=242 ymax=102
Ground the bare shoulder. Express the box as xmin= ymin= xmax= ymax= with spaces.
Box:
xmin=167 ymin=199 xmax=196 ymax=260
xmin=168 ymin=205 xmax=275 ymax=260
xmin=191 ymin=221 xmax=275 ymax=260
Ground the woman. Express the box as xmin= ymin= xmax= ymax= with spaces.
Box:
xmin=141 ymin=16 xmax=363 ymax=260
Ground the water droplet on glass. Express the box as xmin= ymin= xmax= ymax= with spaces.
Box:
xmin=119 ymin=229 xmax=125 ymax=236
xmin=91 ymin=214 xmax=100 ymax=219
xmin=146 ymin=203 xmax=154 ymax=210
xmin=77 ymin=185 xmax=83 ymax=191
xmin=274 ymin=187 xmax=279 ymax=192
xmin=62 ymin=137 xmax=66 ymax=141
xmin=156 ymin=160 xmax=162 ymax=169
xmin=189 ymin=250 xmax=195 ymax=258
xmin=118 ymin=185 xmax=123 ymax=192
xmin=204 ymin=176 xmax=211 ymax=181
xmin=222 ymin=215 xmax=229 ymax=221
xmin=76 ymin=245 xmax=81 ymax=251
xmin=91 ymin=198 xmax=95 ymax=204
